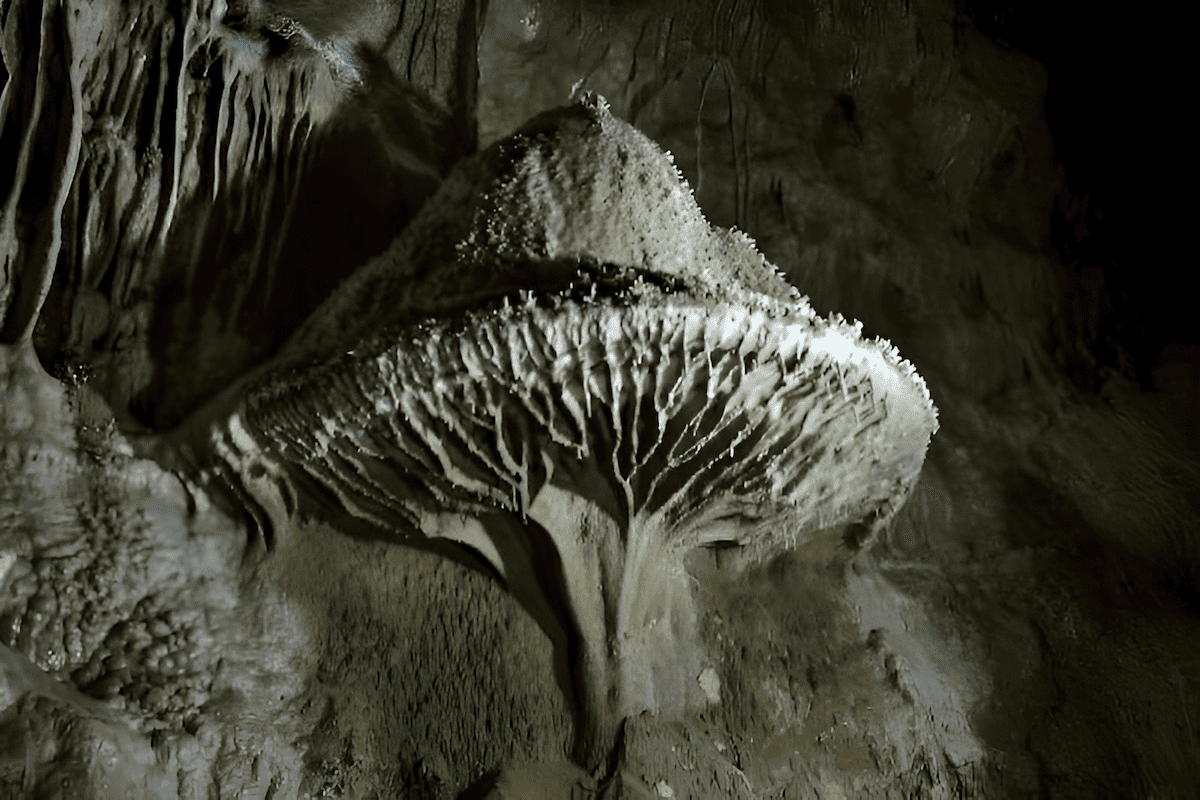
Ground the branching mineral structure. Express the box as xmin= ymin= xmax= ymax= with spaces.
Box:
xmin=158 ymin=94 xmax=939 ymax=773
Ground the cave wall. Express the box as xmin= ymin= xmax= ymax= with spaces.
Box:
xmin=0 ymin=0 xmax=481 ymax=429
xmin=0 ymin=0 xmax=1197 ymax=797
xmin=478 ymin=0 xmax=1064 ymax=404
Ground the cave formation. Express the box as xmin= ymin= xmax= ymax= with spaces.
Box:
xmin=1 ymin=0 xmax=1196 ymax=798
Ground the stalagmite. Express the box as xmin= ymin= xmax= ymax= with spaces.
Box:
xmin=148 ymin=93 xmax=938 ymax=774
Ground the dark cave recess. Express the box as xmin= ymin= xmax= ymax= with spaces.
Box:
xmin=963 ymin=0 xmax=1193 ymax=386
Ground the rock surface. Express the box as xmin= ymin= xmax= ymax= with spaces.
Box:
xmin=1 ymin=0 xmax=478 ymax=429
xmin=1 ymin=0 xmax=1197 ymax=798
xmin=146 ymin=90 xmax=939 ymax=779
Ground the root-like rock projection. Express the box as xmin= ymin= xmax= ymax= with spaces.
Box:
xmin=152 ymin=94 xmax=938 ymax=774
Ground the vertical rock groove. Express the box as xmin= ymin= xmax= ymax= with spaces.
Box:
xmin=0 ymin=0 xmax=480 ymax=427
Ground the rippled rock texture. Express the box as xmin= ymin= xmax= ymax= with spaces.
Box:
xmin=2 ymin=0 xmax=1198 ymax=798
xmin=1 ymin=0 xmax=478 ymax=428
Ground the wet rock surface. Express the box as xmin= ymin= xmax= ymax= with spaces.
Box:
xmin=1 ymin=0 xmax=1198 ymax=798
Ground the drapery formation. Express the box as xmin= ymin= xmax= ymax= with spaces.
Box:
xmin=0 ymin=0 xmax=480 ymax=426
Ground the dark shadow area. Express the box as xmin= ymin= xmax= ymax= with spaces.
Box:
xmin=478 ymin=513 xmax=584 ymax=751
xmin=0 ymin=0 xmax=74 ymax=345
xmin=1002 ymin=467 xmax=1199 ymax=617
xmin=457 ymin=767 xmax=501 ymax=799
xmin=274 ymin=455 xmax=590 ymax=762
xmin=924 ymin=466 xmax=1200 ymax=796
xmin=279 ymin=460 xmax=510 ymax=585
xmin=135 ymin=101 xmax=444 ymax=430
xmin=964 ymin=0 xmax=1192 ymax=389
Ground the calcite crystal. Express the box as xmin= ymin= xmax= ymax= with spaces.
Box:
xmin=157 ymin=94 xmax=938 ymax=772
